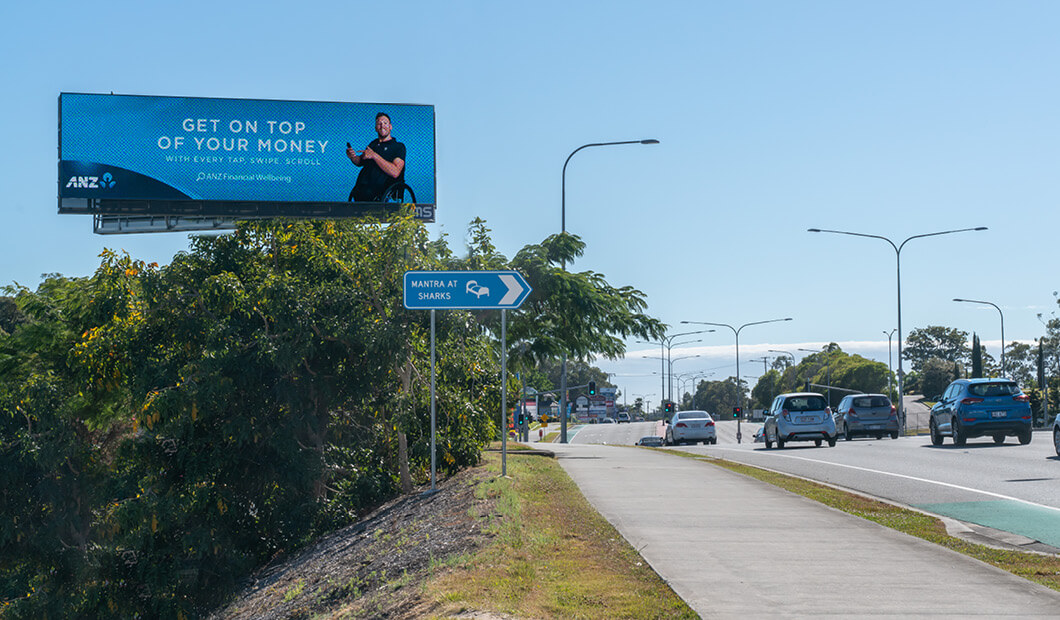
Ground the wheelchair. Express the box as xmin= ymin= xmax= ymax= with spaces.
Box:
xmin=348 ymin=181 xmax=416 ymax=204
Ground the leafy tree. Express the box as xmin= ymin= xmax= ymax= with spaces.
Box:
xmin=829 ymin=354 xmax=889 ymax=404
xmin=0 ymin=275 xmax=116 ymax=614
xmin=921 ymin=357 xmax=958 ymax=399
xmin=753 ymin=345 xmax=890 ymax=407
xmin=2 ymin=217 xmax=664 ymax=617
xmin=751 ymin=369 xmax=783 ymax=408
xmin=504 ymin=232 xmax=665 ymax=369
xmin=1 ymin=218 xmax=498 ymax=616
xmin=691 ymin=377 xmax=745 ymax=415
xmin=1004 ymin=341 xmax=1037 ymax=387
xmin=903 ymin=325 xmax=970 ymax=373
xmin=0 ymin=295 xmax=27 ymax=335
xmin=771 ymin=355 xmax=794 ymax=371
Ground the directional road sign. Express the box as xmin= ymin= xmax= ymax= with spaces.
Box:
xmin=403 ymin=270 xmax=532 ymax=310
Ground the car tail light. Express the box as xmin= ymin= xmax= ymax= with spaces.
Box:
xmin=847 ymin=409 xmax=859 ymax=419
xmin=961 ymin=397 xmax=984 ymax=405
xmin=705 ymin=420 xmax=715 ymax=426
xmin=781 ymin=409 xmax=791 ymax=422
xmin=675 ymin=422 xmax=687 ymax=428
xmin=1014 ymin=394 xmax=1030 ymax=403
xmin=890 ymin=405 xmax=896 ymax=414
xmin=825 ymin=407 xmax=832 ymax=414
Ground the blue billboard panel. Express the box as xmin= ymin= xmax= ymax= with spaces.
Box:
xmin=59 ymin=93 xmax=435 ymax=214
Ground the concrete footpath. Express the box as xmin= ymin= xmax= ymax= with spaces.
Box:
xmin=551 ymin=443 xmax=1060 ymax=618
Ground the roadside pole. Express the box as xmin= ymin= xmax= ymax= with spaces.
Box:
xmin=501 ymin=309 xmax=508 ymax=476
xmin=430 ymin=309 xmax=436 ymax=491
xmin=403 ymin=270 xmax=532 ymax=483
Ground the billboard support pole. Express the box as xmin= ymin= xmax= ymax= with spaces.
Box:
xmin=430 ymin=309 xmax=437 ymax=492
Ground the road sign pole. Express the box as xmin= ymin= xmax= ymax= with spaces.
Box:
xmin=430 ymin=309 xmax=436 ymax=491
xmin=501 ymin=309 xmax=508 ymax=477
xmin=402 ymin=270 xmax=531 ymax=480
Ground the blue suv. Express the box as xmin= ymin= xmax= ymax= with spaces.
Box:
xmin=929 ymin=378 xmax=1032 ymax=446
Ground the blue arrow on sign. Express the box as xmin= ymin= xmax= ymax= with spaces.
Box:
xmin=403 ymin=270 xmax=533 ymax=310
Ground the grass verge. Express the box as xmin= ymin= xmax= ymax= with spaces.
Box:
xmin=685 ymin=452 xmax=1060 ymax=592
xmin=420 ymin=450 xmax=697 ymax=619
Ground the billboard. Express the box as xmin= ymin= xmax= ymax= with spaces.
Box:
xmin=59 ymin=93 xmax=435 ymax=221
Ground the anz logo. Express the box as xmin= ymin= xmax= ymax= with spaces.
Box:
xmin=66 ymin=172 xmax=116 ymax=190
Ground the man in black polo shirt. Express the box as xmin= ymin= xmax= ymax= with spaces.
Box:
xmin=347 ymin=112 xmax=406 ymax=202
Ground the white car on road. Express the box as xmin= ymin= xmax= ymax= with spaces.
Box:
xmin=665 ymin=410 xmax=717 ymax=445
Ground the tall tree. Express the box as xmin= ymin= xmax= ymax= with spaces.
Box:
xmin=971 ymin=333 xmax=982 ymax=378
xmin=691 ymin=377 xmax=745 ymax=415
xmin=504 ymin=231 xmax=665 ymax=368
xmin=751 ymin=369 xmax=783 ymax=408
xmin=903 ymin=325 xmax=970 ymax=373
xmin=921 ymin=357 xmax=958 ymax=399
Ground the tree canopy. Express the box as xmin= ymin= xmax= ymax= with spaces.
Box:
xmin=749 ymin=344 xmax=891 ymax=409
xmin=0 ymin=217 xmax=661 ymax=617
xmin=903 ymin=325 xmax=969 ymax=372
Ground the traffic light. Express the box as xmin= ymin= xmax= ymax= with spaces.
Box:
xmin=664 ymin=401 xmax=675 ymax=414
xmin=733 ymin=406 xmax=743 ymax=419
xmin=517 ymin=410 xmax=525 ymax=426
xmin=588 ymin=381 xmax=597 ymax=395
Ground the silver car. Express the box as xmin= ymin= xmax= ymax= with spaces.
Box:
xmin=665 ymin=410 xmax=717 ymax=445
xmin=1054 ymin=415 xmax=1060 ymax=457
xmin=833 ymin=394 xmax=898 ymax=440
xmin=764 ymin=392 xmax=837 ymax=449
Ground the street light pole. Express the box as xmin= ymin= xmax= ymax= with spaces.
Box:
xmin=768 ymin=349 xmax=797 ymax=369
xmin=681 ymin=318 xmax=793 ymax=443
xmin=645 ymin=354 xmax=701 ymax=409
xmin=954 ymin=298 xmax=1006 ymax=377
xmin=808 ymin=226 xmax=987 ymax=434
xmin=559 ymin=138 xmax=659 ymax=443
xmin=674 ymin=372 xmax=710 ymax=406
xmin=670 ymin=355 xmax=701 ymax=409
xmin=799 ymin=347 xmax=832 ymax=406
xmin=884 ymin=329 xmax=896 ymax=399
xmin=638 ymin=329 xmax=712 ymax=405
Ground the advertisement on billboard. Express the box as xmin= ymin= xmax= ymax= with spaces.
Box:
xmin=59 ymin=93 xmax=435 ymax=219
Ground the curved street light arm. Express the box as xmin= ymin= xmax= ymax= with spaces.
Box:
xmin=679 ymin=318 xmax=792 ymax=443
xmin=954 ymin=297 xmax=1005 ymax=376
xmin=809 ymin=226 xmax=988 ymax=434
xmin=559 ymin=138 xmax=660 ymax=442
xmin=563 ymin=139 xmax=660 ymax=232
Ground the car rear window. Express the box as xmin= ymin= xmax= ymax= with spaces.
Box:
xmin=677 ymin=411 xmax=710 ymax=420
xmin=784 ymin=396 xmax=827 ymax=411
xmin=968 ymin=382 xmax=1020 ymax=397
xmin=852 ymin=396 xmax=890 ymax=408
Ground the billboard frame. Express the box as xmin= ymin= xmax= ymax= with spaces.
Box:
xmin=58 ymin=92 xmax=436 ymax=225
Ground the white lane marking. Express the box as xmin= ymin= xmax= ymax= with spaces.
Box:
xmin=710 ymin=446 xmax=1060 ymax=515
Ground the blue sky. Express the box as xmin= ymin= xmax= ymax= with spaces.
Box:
xmin=4 ymin=1 xmax=1060 ymax=405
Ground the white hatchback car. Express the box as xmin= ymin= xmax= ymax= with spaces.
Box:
xmin=665 ymin=410 xmax=717 ymax=445
xmin=764 ymin=392 xmax=837 ymax=449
